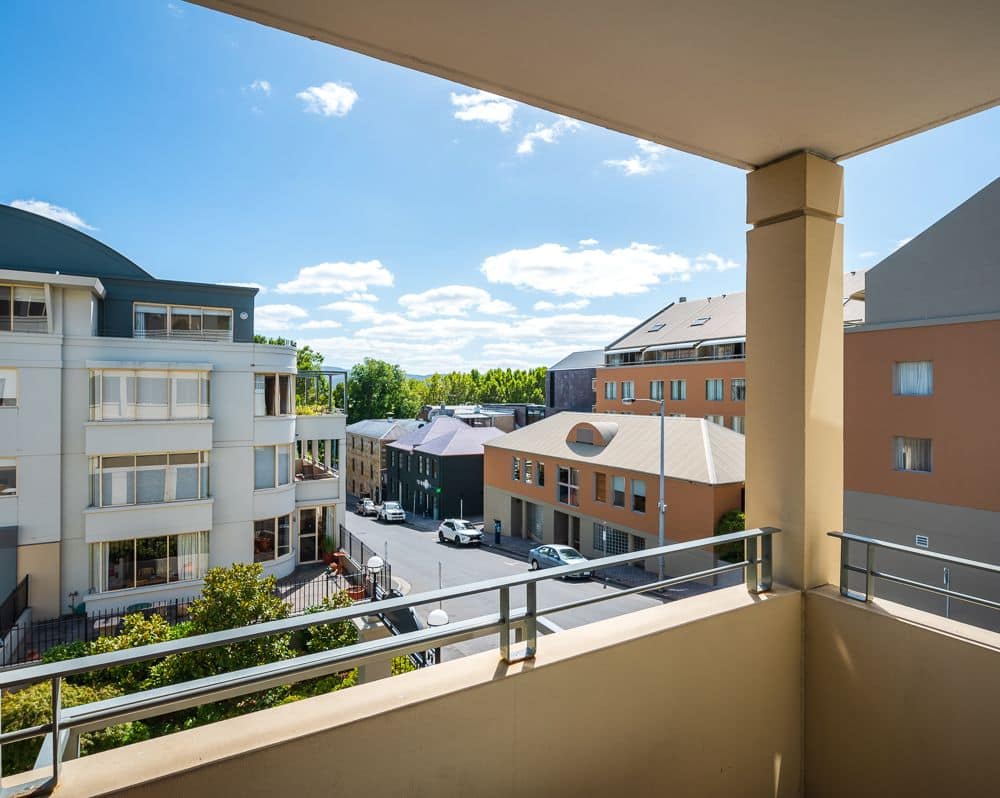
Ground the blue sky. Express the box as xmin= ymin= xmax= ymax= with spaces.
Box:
xmin=3 ymin=1 xmax=1000 ymax=372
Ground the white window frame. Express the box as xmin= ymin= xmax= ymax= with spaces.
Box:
xmin=650 ymin=380 xmax=664 ymax=401
xmin=670 ymin=379 xmax=687 ymax=401
xmin=89 ymin=369 xmax=211 ymax=421
xmin=706 ymin=379 xmax=724 ymax=401
xmin=0 ymin=367 xmax=17 ymax=408
xmin=0 ymin=457 xmax=16 ymax=497
xmin=621 ymin=381 xmax=635 ymax=401
xmin=254 ymin=372 xmax=296 ymax=417
xmin=894 ymin=436 xmax=932 ymax=473
xmin=253 ymin=444 xmax=295 ymax=491
xmin=893 ymin=361 xmax=933 ymax=396
xmin=132 ymin=302 xmax=233 ymax=341
xmin=90 ymin=531 xmax=210 ymax=593
xmin=604 ymin=381 xmax=617 ymax=400
xmin=90 ymin=452 xmax=210 ymax=507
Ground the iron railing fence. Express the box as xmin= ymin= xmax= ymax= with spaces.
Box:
xmin=0 ymin=571 xmax=380 ymax=669
xmin=339 ymin=524 xmax=380 ymax=571
xmin=830 ymin=531 xmax=1000 ymax=611
xmin=0 ymin=527 xmax=776 ymax=796
xmin=0 ymin=577 xmax=29 ymax=638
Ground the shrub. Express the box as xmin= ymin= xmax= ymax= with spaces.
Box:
xmin=88 ymin=612 xmax=175 ymax=691
xmin=716 ymin=509 xmax=747 ymax=563
xmin=304 ymin=592 xmax=357 ymax=654
xmin=392 ymin=655 xmax=417 ymax=676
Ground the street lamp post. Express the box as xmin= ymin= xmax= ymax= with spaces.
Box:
xmin=366 ymin=555 xmax=384 ymax=601
xmin=622 ymin=396 xmax=666 ymax=580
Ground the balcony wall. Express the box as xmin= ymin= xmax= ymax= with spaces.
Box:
xmin=294 ymin=475 xmax=341 ymax=505
xmin=83 ymin=498 xmax=214 ymax=542
xmin=295 ymin=413 xmax=345 ymax=442
xmin=805 ymin=586 xmax=1000 ymax=798
xmin=85 ymin=419 xmax=214 ymax=456
xmin=50 ymin=586 xmax=804 ymax=797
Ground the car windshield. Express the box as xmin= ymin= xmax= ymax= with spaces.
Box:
xmin=384 ymin=502 xmax=400 ymax=510
xmin=453 ymin=521 xmax=474 ymax=530
xmin=559 ymin=548 xmax=585 ymax=559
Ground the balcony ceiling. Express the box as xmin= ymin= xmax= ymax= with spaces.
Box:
xmin=194 ymin=1 xmax=1000 ymax=169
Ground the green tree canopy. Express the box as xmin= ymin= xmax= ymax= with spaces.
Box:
xmin=347 ymin=358 xmax=421 ymax=422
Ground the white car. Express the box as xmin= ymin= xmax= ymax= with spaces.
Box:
xmin=377 ymin=501 xmax=406 ymax=523
xmin=438 ymin=519 xmax=483 ymax=546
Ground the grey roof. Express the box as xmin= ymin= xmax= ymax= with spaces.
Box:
xmin=484 ymin=412 xmax=744 ymax=485
xmin=607 ymin=272 xmax=868 ymax=352
xmin=548 ymin=349 xmax=605 ymax=371
xmin=388 ymin=415 xmax=504 ymax=457
xmin=345 ymin=418 xmax=425 ymax=440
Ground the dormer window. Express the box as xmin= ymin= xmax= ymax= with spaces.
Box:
xmin=576 ymin=427 xmax=594 ymax=445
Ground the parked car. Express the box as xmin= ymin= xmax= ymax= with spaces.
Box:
xmin=438 ymin=519 xmax=483 ymax=546
xmin=377 ymin=501 xmax=406 ymax=523
xmin=528 ymin=545 xmax=592 ymax=578
xmin=356 ymin=498 xmax=377 ymax=517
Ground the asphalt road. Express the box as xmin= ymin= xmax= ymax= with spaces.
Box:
xmin=345 ymin=510 xmax=664 ymax=660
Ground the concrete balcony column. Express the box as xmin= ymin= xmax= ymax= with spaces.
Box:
xmin=311 ymin=439 xmax=319 ymax=464
xmin=323 ymin=440 xmax=331 ymax=471
xmin=745 ymin=151 xmax=844 ymax=590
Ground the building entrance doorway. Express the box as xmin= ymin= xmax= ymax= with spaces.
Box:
xmin=299 ymin=506 xmax=333 ymax=563
xmin=553 ymin=511 xmax=569 ymax=545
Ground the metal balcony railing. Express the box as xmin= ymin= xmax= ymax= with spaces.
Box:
xmin=830 ymin=531 xmax=1000 ymax=611
xmin=0 ymin=527 xmax=777 ymax=795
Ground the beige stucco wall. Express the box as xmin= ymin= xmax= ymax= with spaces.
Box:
xmin=804 ymin=586 xmax=1000 ymax=798
xmin=52 ymin=586 xmax=803 ymax=798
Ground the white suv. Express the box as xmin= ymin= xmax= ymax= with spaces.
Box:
xmin=377 ymin=501 xmax=406 ymax=523
xmin=438 ymin=519 xmax=483 ymax=546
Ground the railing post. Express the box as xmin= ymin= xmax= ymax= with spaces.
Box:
xmin=759 ymin=532 xmax=772 ymax=592
xmin=865 ymin=543 xmax=876 ymax=602
xmin=744 ymin=534 xmax=760 ymax=594
xmin=839 ymin=536 xmax=850 ymax=596
xmin=524 ymin=582 xmax=537 ymax=659
xmin=499 ymin=586 xmax=510 ymax=662
xmin=51 ymin=675 xmax=62 ymax=786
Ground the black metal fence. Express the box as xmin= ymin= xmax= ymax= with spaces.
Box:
xmin=339 ymin=524 xmax=380 ymax=570
xmin=0 ymin=576 xmax=29 ymax=638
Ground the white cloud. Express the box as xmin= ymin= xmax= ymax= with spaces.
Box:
xmin=693 ymin=252 xmax=740 ymax=272
xmin=248 ymin=80 xmax=271 ymax=96
xmin=895 ymin=236 xmax=913 ymax=250
xmin=345 ymin=291 xmax=377 ymax=302
xmin=482 ymin=241 xmax=700 ymax=298
xmin=398 ymin=285 xmax=516 ymax=318
xmin=9 ymin=199 xmax=95 ymax=231
xmin=255 ymin=304 xmax=308 ymax=332
xmin=298 ymin=319 xmax=342 ymax=330
xmin=858 ymin=250 xmax=879 ymax=259
xmin=533 ymin=299 xmax=590 ymax=312
xmin=297 ymin=82 xmax=358 ymax=117
xmin=222 ymin=281 xmax=266 ymax=293
xmin=276 ymin=261 xmax=394 ymax=294
xmin=319 ymin=301 xmax=382 ymax=323
xmin=450 ymin=90 xmax=516 ymax=132
xmin=517 ymin=117 xmax=581 ymax=154
xmin=604 ymin=138 xmax=669 ymax=176
xmin=166 ymin=2 xmax=184 ymax=17
xmin=579 ymin=238 xmax=599 ymax=247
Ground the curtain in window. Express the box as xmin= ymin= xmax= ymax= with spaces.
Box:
xmin=278 ymin=447 xmax=291 ymax=485
xmin=894 ymin=362 xmax=933 ymax=395
xmin=894 ymin=437 xmax=932 ymax=471
xmin=175 ymin=532 xmax=200 ymax=581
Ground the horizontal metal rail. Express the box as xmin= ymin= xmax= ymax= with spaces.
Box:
xmin=0 ymin=527 xmax=777 ymax=795
xmin=830 ymin=531 xmax=1000 ymax=609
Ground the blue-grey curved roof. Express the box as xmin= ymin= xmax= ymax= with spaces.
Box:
xmin=0 ymin=203 xmax=152 ymax=280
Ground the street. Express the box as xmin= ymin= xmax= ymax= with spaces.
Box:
xmin=344 ymin=510 xmax=665 ymax=660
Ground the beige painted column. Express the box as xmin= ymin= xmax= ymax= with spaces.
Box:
xmin=745 ymin=151 xmax=844 ymax=590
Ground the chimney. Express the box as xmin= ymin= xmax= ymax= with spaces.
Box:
xmin=678 ymin=296 xmax=687 ymax=302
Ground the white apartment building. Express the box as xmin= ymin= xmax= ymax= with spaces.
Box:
xmin=0 ymin=204 xmax=344 ymax=619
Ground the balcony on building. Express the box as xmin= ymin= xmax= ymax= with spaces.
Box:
xmin=6 ymin=4 xmax=1000 ymax=798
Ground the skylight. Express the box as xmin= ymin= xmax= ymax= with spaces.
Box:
xmin=647 ymin=323 xmax=665 ymax=332
xmin=690 ymin=316 xmax=711 ymax=326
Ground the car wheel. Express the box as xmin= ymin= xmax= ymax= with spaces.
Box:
xmin=438 ymin=531 xmax=445 ymax=542
xmin=530 ymin=559 xmax=539 ymax=570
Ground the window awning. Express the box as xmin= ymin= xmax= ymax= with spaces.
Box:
xmin=606 ymin=347 xmax=644 ymax=355
xmin=644 ymin=341 xmax=699 ymax=352
xmin=697 ymin=336 xmax=745 ymax=348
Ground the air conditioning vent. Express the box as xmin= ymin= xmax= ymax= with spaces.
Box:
xmin=915 ymin=534 xmax=930 ymax=548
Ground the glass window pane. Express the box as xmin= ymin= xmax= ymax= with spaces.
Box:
xmin=279 ymin=375 xmax=292 ymax=415
xmin=170 ymin=307 xmax=202 ymax=333
xmin=254 ymin=374 xmax=267 ymax=416
xmin=106 ymin=540 xmax=134 ymax=591
xmin=200 ymin=451 xmax=210 ymax=497
xmin=265 ymin=375 xmax=276 ymax=416
xmin=0 ymin=459 xmax=16 ymax=496
xmin=135 ymin=454 xmax=167 ymax=504
xmin=136 ymin=537 xmax=169 ymax=586
xmin=277 ymin=446 xmax=290 ymax=485
xmin=134 ymin=304 xmax=167 ymax=337
xmin=174 ymin=374 xmax=200 ymax=417
xmin=174 ymin=531 xmax=204 ymax=581
xmin=0 ymin=368 xmax=16 ymax=406
xmin=254 ymin=446 xmax=275 ymax=489
xmin=136 ymin=374 xmax=169 ymax=417
xmin=12 ymin=286 xmax=47 ymax=332
xmin=174 ymin=460 xmax=199 ymax=500
xmin=199 ymin=374 xmax=211 ymax=413
xmin=254 ymin=518 xmax=276 ymax=561
xmin=0 ymin=286 xmax=11 ymax=330
xmin=277 ymin=515 xmax=290 ymax=556
xmin=203 ymin=309 xmax=232 ymax=339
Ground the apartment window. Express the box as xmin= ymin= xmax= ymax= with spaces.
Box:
xmin=612 ymin=475 xmax=626 ymax=508
xmin=604 ymin=381 xmax=617 ymax=400
xmin=591 ymin=377 xmax=597 ymax=391
xmin=731 ymin=415 xmax=745 ymax=434
xmin=0 ymin=285 xmax=47 ymax=333
xmin=706 ymin=415 xmax=724 ymax=426
xmin=90 ymin=531 xmax=209 ymax=592
xmin=431 ymin=459 xmax=438 ymax=479
xmin=595 ymin=472 xmax=607 ymax=502
xmin=593 ymin=523 xmax=629 ymax=555
xmin=537 ymin=461 xmax=545 ymax=487
xmin=670 ymin=379 xmax=686 ymax=401
xmin=557 ymin=466 xmax=580 ymax=506
xmin=631 ymin=479 xmax=646 ymax=513
xmin=253 ymin=515 xmax=291 ymax=562
xmin=89 ymin=452 xmax=209 ymax=507
xmin=254 ymin=373 xmax=294 ymax=416
xmin=621 ymin=381 xmax=635 ymax=401
xmin=89 ymin=369 xmax=210 ymax=421
xmin=0 ymin=458 xmax=15 ymax=497
xmin=894 ymin=436 xmax=932 ymax=472
xmin=650 ymin=380 xmax=664 ymax=401
xmin=524 ymin=459 xmax=534 ymax=485
xmin=253 ymin=445 xmax=293 ymax=490
xmin=893 ymin=361 xmax=933 ymax=396
xmin=731 ymin=378 xmax=746 ymax=401
xmin=0 ymin=369 xmax=16 ymax=406
xmin=133 ymin=303 xmax=232 ymax=341
xmin=706 ymin=379 xmax=724 ymax=401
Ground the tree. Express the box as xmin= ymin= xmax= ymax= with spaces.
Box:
xmin=347 ymin=358 xmax=421 ymax=422
xmin=716 ymin=509 xmax=746 ymax=563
